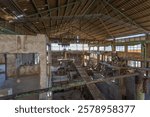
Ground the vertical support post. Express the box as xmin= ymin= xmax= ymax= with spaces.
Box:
xmin=82 ymin=40 xmax=85 ymax=66
xmin=125 ymin=75 xmax=136 ymax=99
xmin=47 ymin=43 xmax=52 ymax=99
xmin=64 ymin=51 xmax=67 ymax=59
xmin=125 ymin=44 xmax=128 ymax=65
xmin=145 ymin=34 xmax=150 ymax=76
xmin=102 ymin=54 xmax=104 ymax=61
xmin=111 ymin=43 xmax=115 ymax=52
xmin=135 ymin=73 xmax=145 ymax=100
xmin=39 ymin=52 xmax=48 ymax=99
xmin=89 ymin=45 xmax=91 ymax=62
xmin=97 ymin=41 xmax=100 ymax=64
xmin=141 ymin=43 xmax=146 ymax=67
xmin=39 ymin=35 xmax=48 ymax=100
xmin=92 ymin=46 xmax=94 ymax=58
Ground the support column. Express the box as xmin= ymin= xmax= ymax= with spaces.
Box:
xmin=47 ymin=43 xmax=52 ymax=99
xmin=39 ymin=52 xmax=48 ymax=99
xmin=97 ymin=42 xmax=100 ymax=64
xmin=64 ymin=51 xmax=67 ymax=59
xmin=135 ymin=74 xmax=145 ymax=100
xmin=125 ymin=44 xmax=128 ymax=65
xmin=39 ymin=35 xmax=48 ymax=100
xmin=102 ymin=54 xmax=104 ymax=61
xmin=89 ymin=46 xmax=91 ymax=62
xmin=145 ymin=34 xmax=150 ymax=76
xmin=111 ymin=43 xmax=115 ymax=52
xmin=141 ymin=43 xmax=146 ymax=67
xmin=89 ymin=46 xmax=91 ymax=52
xmin=125 ymin=76 xmax=136 ymax=99
xmin=82 ymin=40 xmax=85 ymax=66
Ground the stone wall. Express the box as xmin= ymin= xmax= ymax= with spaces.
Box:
xmin=0 ymin=34 xmax=48 ymax=99
xmin=0 ymin=54 xmax=5 ymax=63
xmin=19 ymin=65 xmax=40 ymax=76
xmin=7 ymin=54 xmax=16 ymax=77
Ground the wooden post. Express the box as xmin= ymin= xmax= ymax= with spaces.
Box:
xmin=125 ymin=44 xmax=128 ymax=65
xmin=82 ymin=40 xmax=85 ymax=66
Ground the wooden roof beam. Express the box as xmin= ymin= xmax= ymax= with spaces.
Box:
xmin=27 ymin=0 xmax=82 ymax=17
xmin=11 ymin=0 xmax=40 ymax=33
xmin=103 ymin=0 xmax=150 ymax=33
xmin=31 ymin=0 xmax=48 ymax=36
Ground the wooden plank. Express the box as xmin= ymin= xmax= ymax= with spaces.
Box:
xmin=75 ymin=65 xmax=105 ymax=100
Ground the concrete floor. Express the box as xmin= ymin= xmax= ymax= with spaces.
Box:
xmin=0 ymin=65 xmax=6 ymax=87
xmin=96 ymin=82 xmax=121 ymax=100
xmin=53 ymin=89 xmax=84 ymax=100
xmin=0 ymin=74 xmax=5 ymax=87
xmin=145 ymin=84 xmax=150 ymax=100
xmin=1 ymin=75 xmax=40 ymax=99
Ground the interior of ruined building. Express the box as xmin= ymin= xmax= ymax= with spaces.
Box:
xmin=0 ymin=0 xmax=150 ymax=100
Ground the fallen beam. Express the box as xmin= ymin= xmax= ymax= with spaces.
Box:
xmin=75 ymin=65 xmax=105 ymax=100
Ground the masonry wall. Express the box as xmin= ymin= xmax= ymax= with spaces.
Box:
xmin=7 ymin=54 xmax=16 ymax=77
xmin=0 ymin=34 xmax=48 ymax=99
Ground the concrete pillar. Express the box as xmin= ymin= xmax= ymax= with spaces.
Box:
xmin=89 ymin=46 xmax=91 ymax=52
xmin=111 ymin=43 xmax=115 ymax=52
xmin=39 ymin=52 xmax=48 ymax=99
xmin=119 ymin=78 xmax=126 ymax=99
xmin=103 ymin=55 xmax=105 ymax=61
xmin=102 ymin=54 xmax=104 ymax=61
xmin=64 ymin=51 xmax=67 ymax=59
xmin=145 ymin=34 xmax=150 ymax=76
xmin=116 ymin=44 xmax=126 ymax=99
xmin=89 ymin=46 xmax=91 ymax=62
xmin=135 ymin=75 xmax=145 ymax=100
xmin=97 ymin=43 xmax=100 ymax=64
xmin=141 ymin=43 xmax=146 ymax=67
xmin=125 ymin=76 xmax=136 ymax=99
xmin=81 ymin=41 xmax=84 ymax=66
xmin=38 ymin=35 xmax=48 ymax=100
xmin=47 ymin=44 xmax=52 ymax=100
xmin=125 ymin=44 xmax=128 ymax=65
